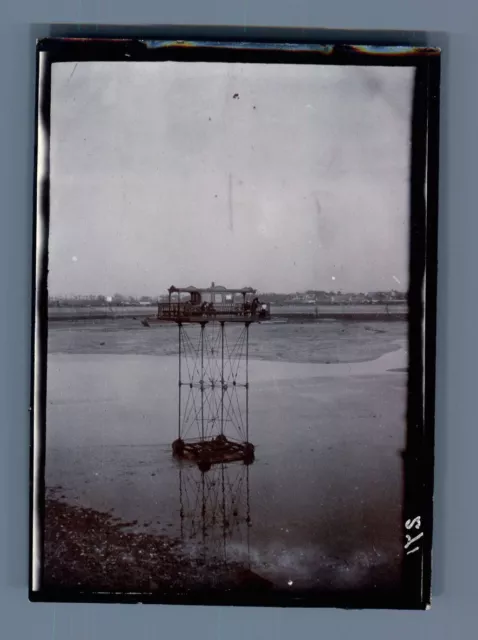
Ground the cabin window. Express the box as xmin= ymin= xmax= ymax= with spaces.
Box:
xmin=190 ymin=292 xmax=201 ymax=306
xmin=214 ymin=294 xmax=223 ymax=304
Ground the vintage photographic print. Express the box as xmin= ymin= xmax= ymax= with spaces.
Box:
xmin=31 ymin=38 xmax=440 ymax=608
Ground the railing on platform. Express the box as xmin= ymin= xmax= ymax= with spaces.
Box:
xmin=157 ymin=302 xmax=271 ymax=320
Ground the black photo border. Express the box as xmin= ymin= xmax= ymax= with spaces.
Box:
xmin=30 ymin=36 xmax=440 ymax=609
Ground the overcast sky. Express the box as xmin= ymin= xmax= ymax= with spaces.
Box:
xmin=49 ymin=61 xmax=413 ymax=296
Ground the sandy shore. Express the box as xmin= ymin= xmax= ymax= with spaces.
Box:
xmin=48 ymin=317 xmax=407 ymax=364
xmin=44 ymin=492 xmax=274 ymax=595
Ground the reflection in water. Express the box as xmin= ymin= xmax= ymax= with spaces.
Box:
xmin=178 ymin=461 xmax=252 ymax=574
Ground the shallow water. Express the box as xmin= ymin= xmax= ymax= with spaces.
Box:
xmin=45 ymin=322 xmax=408 ymax=592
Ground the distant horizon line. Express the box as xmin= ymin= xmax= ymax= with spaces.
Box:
xmin=48 ymin=288 xmax=408 ymax=298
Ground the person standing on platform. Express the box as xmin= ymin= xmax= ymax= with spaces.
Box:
xmin=251 ymin=297 xmax=259 ymax=317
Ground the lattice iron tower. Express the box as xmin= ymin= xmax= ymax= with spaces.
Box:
xmin=144 ymin=284 xmax=270 ymax=471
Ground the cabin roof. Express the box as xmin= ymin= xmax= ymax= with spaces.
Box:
xmin=168 ymin=284 xmax=256 ymax=295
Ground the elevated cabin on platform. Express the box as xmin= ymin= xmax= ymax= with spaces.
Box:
xmin=157 ymin=282 xmax=271 ymax=322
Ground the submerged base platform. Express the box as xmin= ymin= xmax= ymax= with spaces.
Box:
xmin=172 ymin=435 xmax=255 ymax=472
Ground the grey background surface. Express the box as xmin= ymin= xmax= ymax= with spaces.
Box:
xmin=0 ymin=1 xmax=475 ymax=638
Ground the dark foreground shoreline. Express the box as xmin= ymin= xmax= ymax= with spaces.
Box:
xmin=41 ymin=497 xmax=404 ymax=607
xmin=43 ymin=496 xmax=273 ymax=595
xmin=43 ymin=497 xmax=186 ymax=592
